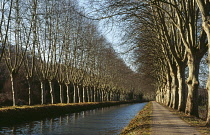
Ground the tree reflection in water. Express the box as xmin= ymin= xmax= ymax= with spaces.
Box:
xmin=0 ymin=103 xmax=147 ymax=135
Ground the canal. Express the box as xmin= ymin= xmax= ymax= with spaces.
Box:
xmin=0 ymin=102 xmax=147 ymax=135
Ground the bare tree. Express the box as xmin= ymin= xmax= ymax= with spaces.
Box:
xmin=0 ymin=0 xmax=13 ymax=61
xmin=195 ymin=0 xmax=210 ymax=126
xmin=23 ymin=0 xmax=38 ymax=105
xmin=4 ymin=0 xmax=33 ymax=106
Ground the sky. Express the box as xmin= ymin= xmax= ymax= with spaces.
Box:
xmin=77 ymin=0 xmax=138 ymax=72
xmin=76 ymin=0 xmax=210 ymax=87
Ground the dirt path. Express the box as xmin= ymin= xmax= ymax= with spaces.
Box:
xmin=151 ymin=101 xmax=201 ymax=135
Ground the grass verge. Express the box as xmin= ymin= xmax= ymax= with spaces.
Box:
xmin=0 ymin=101 xmax=137 ymax=127
xmin=120 ymin=101 xmax=152 ymax=135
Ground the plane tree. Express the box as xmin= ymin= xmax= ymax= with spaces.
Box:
xmin=23 ymin=0 xmax=38 ymax=105
xmin=195 ymin=0 xmax=210 ymax=126
xmin=0 ymin=0 xmax=13 ymax=61
xmin=3 ymin=0 xmax=34 ymax=106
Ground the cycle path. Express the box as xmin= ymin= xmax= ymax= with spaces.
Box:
xmin=151 ymin=101 xmax=201 ymax=135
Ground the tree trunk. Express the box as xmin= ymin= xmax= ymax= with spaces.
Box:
xmin=10 ymin=73 xmax=16 ymax=106
xmin=160 ymin=87 xmax=164 ymax=103
xmin=77 ymin=85 xmax=81 ymax=103
xmin=205 ymin=28 xmax=210 ymax=126
xmin=28 ymin=81 xmax=31 ymax=105
xmin=169 ymin=72 xmax=178 ymax=109
xmin=202 ymin=12 xmax=210 ymax=126
xmin=27 ymin=77 xmax=32 ymax=105
xmin=166 ymin=71 xmax=172 ymax=106
xmin=106 ymin=91 xmax=109 ymax=101
xmin=87 ymin=87 xmax=90 ymax=102
xmin=99 ymin=89 xmax=103 ymax=102
xmin=49 ymin=80 xmax=55 ymax=104
xmin=59 ymin=83 xmax=64 ymax=103
xmin=207 ymin=79 xmax=210 ymax=126
xmin=101 ymin=89 xmax=104 ymax=102
xmin=93 ymin=86 xmax=96 ymax=102
xmin=97 ymin=89 xmax=100 ymax=102
xmin=41 ymin=81 xmax=46 ymax=105
xmin=73 ymin=84 xmax=77 ymax=103
xmin=66 ymin=83 xmax=70 ymax=103
xmin=82 ymin=86 xmax=85 ymax=102
xmin=177 ymin=64 xmax=186 ymax=112
xmin=185 ymin=56 xmax=200 ymax=117
xmin=90 ymin=88 xmax=93 ymax=102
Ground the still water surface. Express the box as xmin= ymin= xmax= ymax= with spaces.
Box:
xmin=0 ymin=102 xmax=147 ymax=135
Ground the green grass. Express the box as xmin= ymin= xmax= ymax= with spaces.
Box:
xmin=120 ymin=102 xmax=152 ymax=135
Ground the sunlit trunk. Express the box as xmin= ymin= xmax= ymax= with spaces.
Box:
xmin=77 ymin=85 xmax=81 ymax=103
xmin=101 ymin=89 xmax=104 ymax=102
xmin=169 ymin=72 xmax=178 ymax=109
xmin=49 ymin=80 xmax=55 ymax=104
xmin=166 ymin=71 xmax=171 ymax=106
xmin=82 ymin=86 xmax=85 ymax=102
xmin=59 ymin=83 xmax=64 ymax=103
xmin=177 ymin=64 xmax=186 ymax=112
xmin=207 ymin=74 xmax=210 ymax=126
xmin=202 ymin=15 xmax=210 ymax=126
xmin=10 ymin=73 xmax=16 ymax=106
xmin=66 ymin=83 xmax=70 ymax=103
xmin=27 ymin=77 xmax=32 ymax=105
xmin=205 ymin=35 xmax=210 ymax=126
xmin=28 ymin=81 xmax=31 ymax=105
xmin=9 ymin=76 xmax=15 ymax=106
xmin=41 ymin=81 xmax=46 ymax=105
xmin=185 ymin=56 xmax=200 ymax=117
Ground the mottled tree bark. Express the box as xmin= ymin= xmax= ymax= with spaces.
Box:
xmin=195 ymin=0 xmax=210 ymax=126
xmin=59 ymin=83 xmax=64 ymax=103
xmin=185 ymin=56 xmax=200 ymax=117
xmin=49 ymin=80 xmax=55 ymax=104
xmin=77 ymin=85 xmax=81 ymax=103
xmin=41 ymin=81 xmax=46 ymax=105
xmin=66 ymin=83 xmax=70 ymax=103
xmin=82 ymin=86 xmax=85 ymax=102
xmin=177 ymin=64 xmax=186 ymax=112
xmin=10 ymin=73 xmax=17 ymax=106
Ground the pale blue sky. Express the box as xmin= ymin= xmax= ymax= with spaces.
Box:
xmin=77 ymin=0 xmax=138 ymax=72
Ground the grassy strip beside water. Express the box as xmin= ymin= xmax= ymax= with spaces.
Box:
xmin=120 ymin=102 xmax=152 ymax=135
xmin=0 ymin=101 xmax=137 ymax=126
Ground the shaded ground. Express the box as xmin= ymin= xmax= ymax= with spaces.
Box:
xmin=151 ymin=101 xmax=201 ymax=135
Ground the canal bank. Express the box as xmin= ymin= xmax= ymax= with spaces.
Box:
xmin=120 ymin=101 xmax=152 ymax=135
xmin=0 ymin=100 xmax=141 ymax=126
xmin=0 ymin=102 xmax=147 ymax=134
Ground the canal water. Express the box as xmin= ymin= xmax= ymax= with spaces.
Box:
xmin=0 ymin=102 xmax=147 ymax=135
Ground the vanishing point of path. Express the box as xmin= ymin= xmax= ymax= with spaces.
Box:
xmin=151 ymin=101 xmax=201 ymax=135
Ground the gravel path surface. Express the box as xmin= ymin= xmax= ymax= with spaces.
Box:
xmin=151 ymin=101 xmax=201 ymax=135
